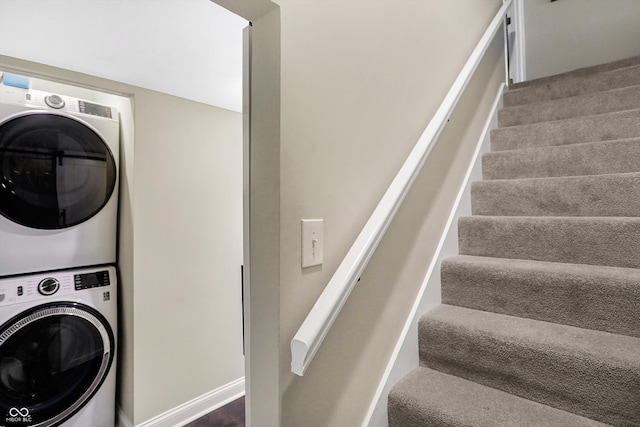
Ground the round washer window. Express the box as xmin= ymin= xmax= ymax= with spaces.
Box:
xmin=0 ymin=112 xmax=116 ymax=229
xmin=0 ymin=303 xmax=114 ymax=426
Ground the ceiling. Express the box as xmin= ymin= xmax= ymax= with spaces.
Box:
xmin=0 ymin=0 xmax=247 ymax=112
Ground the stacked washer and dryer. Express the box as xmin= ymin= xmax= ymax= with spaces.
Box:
xmin=0 ymin=78 xmax=119 ymax=427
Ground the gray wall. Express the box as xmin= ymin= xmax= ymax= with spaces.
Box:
xmin=525 ymin=0 xmax=640 ymax=79
xmin=217 ymin=0 xmax=506 ymax=425
xmin=131 ymin=89 xmax=244 ymax=422
xmin=274 ymin=1 xmax=505 ymax=425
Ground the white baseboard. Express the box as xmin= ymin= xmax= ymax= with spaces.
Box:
xmin=361 ymin=83 xmax=506 ymax=427
xmin=134 ymin=377 xmax=245 ymax=427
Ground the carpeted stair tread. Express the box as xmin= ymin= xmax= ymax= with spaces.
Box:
xmin=458 ymin=216 xmax=640 ymax=268
xmin=498 ymin=85 xmax=640 ymax=127
xmin=387 ymin=366 xmax=611 ymax=427
xmin=504 ymin=64 xmax=640 ymax=107
xmin=389 ymin=56 xmax=640 ymax=427
xmin=419 ymin=305 xmax=640 ymax=426
xmin=470 ymin=172 xmax=640 ymax=217
xmin=482 ymin=138 xmax=640 ymax=180
xmin=441 ymin=255 xmax=640 ymax=338
xmin=490 ymin=109 xmax=640 ymax=151
xmin=509 ymin=55 xmax=640 ymax=90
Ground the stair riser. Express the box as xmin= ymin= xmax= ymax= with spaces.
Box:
xmin=441 ymin=257 xmax=640 ymax=338
xmin=482 ymin=139 xmax=640 ymax=180
xmin=470 ymin=174 xmax=640 ymax=217
xmin=418 ymin=317 xmax=640 ymax=426
xmin=504 ymin=65 xmax=640 ymax=107
xmin=490 ymin=110 xmax=640 ymax=151
xmin=498 ymin=86 xmax=640 ymax=127
xmin=458 ymin=217 xmax=640 ymax=268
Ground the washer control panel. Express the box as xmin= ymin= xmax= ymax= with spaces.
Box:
xmin=0 ymin=267 xmax=113 ymax=307
xmin=75 ymin=270 xmax=111 ymax=290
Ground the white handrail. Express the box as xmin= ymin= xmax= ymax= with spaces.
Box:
xmin=291 ymin=0 xmax=513 ymax=376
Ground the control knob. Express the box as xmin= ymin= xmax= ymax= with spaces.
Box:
xmin=38 ymin=277 xmax=60 ymax=296
xmin=45 ymin=94 xmax=65 ymax=109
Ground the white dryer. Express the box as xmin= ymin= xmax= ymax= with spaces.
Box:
xmin=0 ymin=265 xmax=117 ymax=427
xmin=0 ymin=85 xmax=120 ymax=277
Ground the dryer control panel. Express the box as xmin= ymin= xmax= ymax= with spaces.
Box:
xmin=0 ymin=86 xmax=115 ymax=119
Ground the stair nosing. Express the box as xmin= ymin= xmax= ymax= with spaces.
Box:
xmin=444 ymin=254 xmax=640 ymax=275
xmin=484 ymin=135 xmax=640 ymax=157
xmin=509 ymin=55 xmax=640 ymax=90
xmin=502 ymin=82 xmax=640 ymax=110
xmin=492 ymin=107 xmax=640 ymax=131
xmin=419 ymin=305 xmax=640 ymax=426
xmin=473 ymin=170 xmax=640 ymax=185
xmin=498 ymin=84 xmax=640 ymax=123
xmin=441 ymin=254 xmax=640 ymax=338
xmin=421 ymin=304 xmax=640 ymax=363
xmin=389 ymin=366 xmax=611 ymax=427
xmin=459 ymin=214 xmax=640 ymax=221
xmin=506 ymin=62 xmax=640 ymax=96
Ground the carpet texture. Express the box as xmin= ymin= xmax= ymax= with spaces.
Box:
xmin=388 ymin=56 xmax=640 ymax=426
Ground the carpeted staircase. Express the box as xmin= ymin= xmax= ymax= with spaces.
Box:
xmin=388 ymin=56 xmax=640 ymax=426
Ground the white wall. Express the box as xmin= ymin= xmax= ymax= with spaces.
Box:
xmin=525 ymin=0 xmax=640 ymax=79
xmin=0 ymin=0 xmax=246 ymax=111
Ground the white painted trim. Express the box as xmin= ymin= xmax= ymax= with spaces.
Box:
xmin=511 ymin=0 xmax=527 ymax=83
xmin=242 ymin=23 xmax=253 ymax=427
xmin=290 ymin=0 xmax=513 ymax=377
xmin=135 ymin=377 xmax=245 ymax=427
xmin=362 ymin=83 xmax=506 ymax=427
xmin=503 ymin=0 xmax=510 ymax=86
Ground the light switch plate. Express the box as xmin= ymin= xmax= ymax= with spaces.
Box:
xmin=302 ymin=219 xmax=323 ymax=268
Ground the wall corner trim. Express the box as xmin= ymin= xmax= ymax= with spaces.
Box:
xmin=135 ymin=377 xmax=245 ymax=427
xmin=117 ymin=405 xmax=134 ymax=427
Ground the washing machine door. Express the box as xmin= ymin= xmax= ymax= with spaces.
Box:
xmin=0 ymin=112 xmax=116 ymax=229
xmin=0 ymin=302 xmax=115 ymax=427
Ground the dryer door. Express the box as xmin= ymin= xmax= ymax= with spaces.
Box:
xmin=0 ymin=302 xmax=115 ymax=426
xmin=0 ymin=112 xmax=116 ymax=229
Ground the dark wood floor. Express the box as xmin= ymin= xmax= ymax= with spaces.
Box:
xmin=185 ymin=396 xmax=245 ymax=427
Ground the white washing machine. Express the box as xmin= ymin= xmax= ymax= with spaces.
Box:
xmin=0 ymin=84 xmax=120 ymax=277
xmin=0 ymin=265 xmax=117 ymax=427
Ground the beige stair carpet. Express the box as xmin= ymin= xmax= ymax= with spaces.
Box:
xmin=388 ymin=56 xmax=640 ymax=427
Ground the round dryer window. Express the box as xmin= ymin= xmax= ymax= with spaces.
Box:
xmin=0 ymin=302 xmax=115 ymax=426
xmin=0 ymin=112 xmax=116 ymax=229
